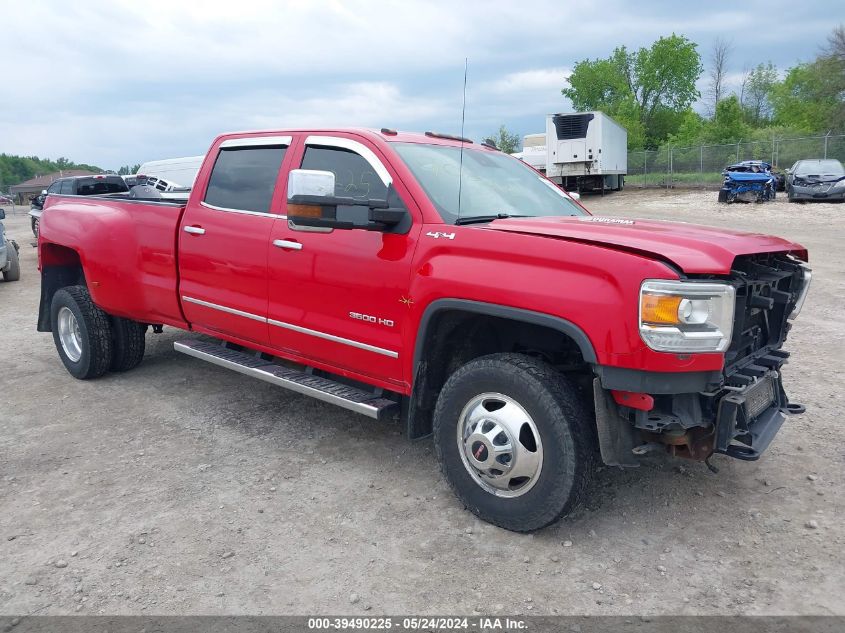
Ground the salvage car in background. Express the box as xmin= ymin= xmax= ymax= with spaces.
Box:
xmin=717 ymin=161 xmax=776 ymax=203
xmin=29 ymin=174 xmax=129 ymax=237
xmin=0 ymin=209 xmax=21 ymax=282
xmin=786 ymin=159 xmax=845 ymax=202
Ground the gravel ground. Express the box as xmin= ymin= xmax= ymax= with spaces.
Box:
xmin=0 ymin=190 xmax=842 ymax=616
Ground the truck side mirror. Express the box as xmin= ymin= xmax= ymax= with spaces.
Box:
xmin=41 ymin=189 xmax=47 ymax=195
xmin=287 ymin=169 xmax=408 ymax=232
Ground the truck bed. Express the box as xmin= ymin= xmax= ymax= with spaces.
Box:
xmin=39 ymin=194 xmax=188 ymax=328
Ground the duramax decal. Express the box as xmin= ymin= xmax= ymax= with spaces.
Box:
xmin=577 ymin=217 xmax=635 ymax=225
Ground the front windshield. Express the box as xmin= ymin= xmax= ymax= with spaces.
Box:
xmin=796 ymin=160 xmax=844 ymax=176
xmin=392 ymin=142 xmax=585 ymax=223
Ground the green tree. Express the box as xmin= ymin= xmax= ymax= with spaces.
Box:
xmin=771 ymin=58 xmax=845 ymax=131
xmin=708 ymin=95 xmax=749 ymax=143
xmin=768 ymin=25 xmax=845 ymax=132
xmin=825 ymin=23 xmax=845 ymax=65
xmin=668 ymin=109 xmax=706 ymax=146
xmin=562 ymin=34 xmax=703 ymax=148
xmin=742 ymin=62 xmax=778 ymax=125
xmin=486 ymin=125 xmax=521 ymax=154
xmin=0 ymin=153 xmax=102 ymax=190
xmin=117 ymin=164 xmax=141 ymax=175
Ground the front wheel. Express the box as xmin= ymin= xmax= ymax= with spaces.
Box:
xmin=50 ymin=286 xmax=113 ymax=379
xmin=31 ymin=216 xmax=39 ymax=238
xmin=433 ymin=353 xmax=596 ymax=532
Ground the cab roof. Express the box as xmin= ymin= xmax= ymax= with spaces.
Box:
xmin=218 ymin=128 xmax=498 ymax=150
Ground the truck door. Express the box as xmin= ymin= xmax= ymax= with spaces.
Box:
xmin=266 ymin=135 xmax=420 ymax=389
xmin=178 ymin=136 xmax=292 ymax=345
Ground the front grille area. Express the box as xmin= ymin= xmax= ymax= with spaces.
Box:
xmin=704 ymin=253 xmax=806 ymax=459
xmin=723 ymin=253 xmax=806 ymax=382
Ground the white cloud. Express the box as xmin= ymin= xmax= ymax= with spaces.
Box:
xmin=0 ymin=80 xmax=451 ymax=167
xmin=0 ymin=0 xmax=835 ymax=168
xmin=482 ymin=68 xmax=571 ymax=95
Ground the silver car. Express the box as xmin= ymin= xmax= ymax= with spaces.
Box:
xmin=786 ymin=159 xmax=845 ymax=202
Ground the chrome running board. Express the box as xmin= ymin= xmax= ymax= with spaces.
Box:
xmin=174 ymin=339 xmax=398 ymax=420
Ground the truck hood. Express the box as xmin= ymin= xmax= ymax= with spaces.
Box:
xmin=482 ymin=216 xmax=806 ymax=274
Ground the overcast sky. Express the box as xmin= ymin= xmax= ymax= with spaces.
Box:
xmin=1 ymin=0 xmax=836 ymax=170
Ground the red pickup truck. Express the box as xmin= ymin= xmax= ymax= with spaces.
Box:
xmin=37 ymin=128 xmax=811 ymax=531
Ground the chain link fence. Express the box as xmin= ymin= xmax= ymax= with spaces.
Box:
xmin=626 ymin=134 xmax=845 ymax=188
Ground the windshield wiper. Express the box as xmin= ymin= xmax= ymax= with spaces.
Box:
xmin=455 ymin=213 xmax=532 ymax=225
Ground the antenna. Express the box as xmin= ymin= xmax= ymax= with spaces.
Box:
xmin=457 ymin=57 xmax=468 ymax=220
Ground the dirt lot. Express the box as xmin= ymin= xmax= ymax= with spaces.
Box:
xmin=0 ymin=190 xmax=843 ymax=616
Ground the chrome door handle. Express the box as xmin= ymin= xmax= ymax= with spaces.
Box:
xmin=183 ymin=226 xmax=206 ymax=235
xmin=273 ymin=239 xmax=303 ymax=250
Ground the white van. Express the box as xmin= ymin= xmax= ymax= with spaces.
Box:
xmin=135 ymin=156 xmax=204 ymax=191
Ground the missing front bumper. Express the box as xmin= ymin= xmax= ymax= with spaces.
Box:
xmin=594 ymin=368 xmax=805 ymax=466
xmin=714 ymin=371 xmax=793 ymax=461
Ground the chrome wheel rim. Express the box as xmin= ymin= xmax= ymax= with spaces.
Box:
xmin=456 ymin=392 xmax=543 ymax=498
xmin=57 ymin=306 xmax=83 ymax=362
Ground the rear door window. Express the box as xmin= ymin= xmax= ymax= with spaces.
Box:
xmin=204 ymin=146 xmax=287 ymax=213
xmin=76 ymin=178 xmax=130 ymax=195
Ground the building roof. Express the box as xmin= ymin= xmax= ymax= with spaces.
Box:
xmin=10 ymin=170 xmax=99 ymax=192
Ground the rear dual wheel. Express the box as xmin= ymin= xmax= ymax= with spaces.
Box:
xmin=109 ymin=316 xmax=146 ymax=372
xmin=434 ymin=353 xmax=596 ymax=532
xmin=50 ymin=285 xmax=145 ymax=379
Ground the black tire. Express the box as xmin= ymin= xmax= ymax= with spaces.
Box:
xmin=31 ymin=217 xmax=39 ymax=238
xmin=2 ymin=242 xmax=20 ymax=281
xmin=50 ymin=285 xmax=113 ymax=379
xmin=787 ymin=186 xmax=798 ymax=203
xmin=717 ymin=188 xmax=729 ymax=203
xmin=433 ymin=353 xmax=596 ymax=532
xmin=109 ymin=317 xmax=146 ymax=372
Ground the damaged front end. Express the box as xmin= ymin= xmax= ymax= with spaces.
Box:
xmin=595 ymin=253 xmax=811 ymax=467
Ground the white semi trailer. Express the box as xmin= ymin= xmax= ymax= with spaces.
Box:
xmin=522 ymin=112 xmax=627 ymax=192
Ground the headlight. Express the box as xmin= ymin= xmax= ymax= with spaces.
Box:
xmin=639 ymin=280 xmax=735 ymax=353
xmin=789 ymin=265 xmax=812 ymax=319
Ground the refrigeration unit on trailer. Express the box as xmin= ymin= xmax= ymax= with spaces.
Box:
xmin=523 ymin=112 xmax=627 ymax=192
